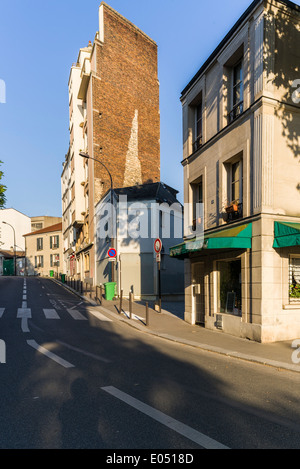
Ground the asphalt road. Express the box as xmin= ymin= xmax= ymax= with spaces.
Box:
xmin=0 ymin=276 xmax=300 ymax=452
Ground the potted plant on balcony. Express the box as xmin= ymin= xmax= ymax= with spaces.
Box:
xmin=225 ymin=201 xmax=239 ymax=213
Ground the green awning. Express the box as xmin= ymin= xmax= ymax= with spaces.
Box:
xmin=273 ymin=222 xmax=300 ymax=248
xmin=170 ymin=223 xmax=252 ymax=258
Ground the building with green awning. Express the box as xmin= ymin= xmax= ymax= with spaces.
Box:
xmin=273 ymin=222 xmax=300 ymax=248
xmin=170 ymin=223 xmax=252 ymax=258
xmin=176 ymin=0 xmax=300 ymax=344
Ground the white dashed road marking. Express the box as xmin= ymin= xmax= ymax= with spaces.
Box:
xmin=43 ymin=309 xmax=60 ymax=319
xmin=67 ymin=309 xmax=88 ymax=320
xmin=27 ymin=339 xmax=75 ymax=368
xmin=101 ymin=386 xmax=229 ymax=450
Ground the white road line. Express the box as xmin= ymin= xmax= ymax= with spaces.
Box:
xmin=0 ymin=308 xmax=5 ymax=318
xmin=22 ymin=295 xmax=27 ymax=300
xmin=122 ymin=311 xmax=145 ymax=322
xmin=66 ymin=309 xmax=88 ymax=320
xmin=69 ymin=301 xmax=83 ymax=310
xmin=101 ymin=386 xmax=229 ymax=450
xmin=43 ymin=309 xmax=60 ymax=319
xmin=17 ymin=308 xmax=31 ymax=318
xmin=87 ymin=308 xmax=113 ymax=322
xmin=21 ymin=318 xmax=30 ymax=333
xmin=27 ymin=339 xmax=74 ymax=368
xmin=22 ymin=301 xmax=27 ymax=309
xmin=56 ymin=340 xmax=111 ymax=363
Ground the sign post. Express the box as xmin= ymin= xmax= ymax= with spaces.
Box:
xmin=154 ymin=238 xmax=162 ymax=313
xmin=108 ymin=248 xmax=117 ymax=282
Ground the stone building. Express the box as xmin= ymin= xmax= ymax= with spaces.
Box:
xmin=170 ymin=0 xmax=300 ymax=342
xmin=24 ymin=223 xmax=63 ymax=277
xmin=62 ymin=2 xmax=160 ymax=284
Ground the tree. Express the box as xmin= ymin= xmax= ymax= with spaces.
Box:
xmin=0 ymin=160 xmax=7 ymax=208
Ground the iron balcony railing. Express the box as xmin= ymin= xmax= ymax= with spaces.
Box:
xmin=228 ymin=101 xmax=243 ymax=124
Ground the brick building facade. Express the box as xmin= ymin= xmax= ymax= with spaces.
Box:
xmin=62 ymin=2 xmax=160 ymax=284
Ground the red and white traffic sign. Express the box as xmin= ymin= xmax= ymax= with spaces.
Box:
xmin=154 ymin=238 xmax=162 ymax=254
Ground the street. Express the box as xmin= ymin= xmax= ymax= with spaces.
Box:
xmin=0 ymin=276 xmax=300 ymax=451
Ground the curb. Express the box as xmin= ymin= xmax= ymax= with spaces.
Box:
xmin=51 ymin=278 xmax=300 ymax=374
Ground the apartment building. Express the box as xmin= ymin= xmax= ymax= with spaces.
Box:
xmin=170 ymin=0 xmax=300 ymax=342
xmin=24 ymin=222 xmax=63 ymax=277
xmin=31 ymin=216 xmax=62 ymax=233
xmin=62 ymin=2 xmax=160 ymax=285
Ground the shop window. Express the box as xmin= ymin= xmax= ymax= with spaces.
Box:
xmin=289 ymin=257 xmax=300 ymax=303
xmin=218 ymin=259 xmax=242 ymax=316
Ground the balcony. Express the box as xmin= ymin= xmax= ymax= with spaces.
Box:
xmin=192 ymin=136 xmax=203 ymax=154
xmin=223 ymin=202 xmax=243 ymax=223
xmin=228 ymin=101 xmax=243 ymax=124
xmin=77 ymin=59 xmax=91 ymax=102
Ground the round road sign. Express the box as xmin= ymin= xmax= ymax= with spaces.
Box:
xmin=154 ymin=238 xmax=162 ymax=254
xmin=108 ymin=248 xmax=117 ymax=258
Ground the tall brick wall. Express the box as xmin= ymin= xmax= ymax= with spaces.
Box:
xmin=92 ymin=4 xmax=161 ymax=200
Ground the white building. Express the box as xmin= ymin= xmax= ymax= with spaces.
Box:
xmin=95 ymin=182 xmax=184 ymax=301
xmin=0 ymin=208 xmax=31 ymax=252
xmin=61 ymin=43 xmax=92 ymax=277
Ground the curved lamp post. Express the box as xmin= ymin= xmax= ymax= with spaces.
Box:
xmin=2 ymin=221 xmax=16 ymax=276
xmin=79 ymin=152 xmax=115 ymax=282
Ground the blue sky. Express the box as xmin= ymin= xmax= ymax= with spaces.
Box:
xmin=0 ymin=0 xmax=298 ymax=218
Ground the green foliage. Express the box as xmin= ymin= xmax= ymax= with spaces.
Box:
xmin=289 ymin=284 xmax=300 ymax=298
xmin=0 ymin=160 xmax=6 ymax=208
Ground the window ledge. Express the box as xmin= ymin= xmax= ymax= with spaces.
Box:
xmin=283 ymin=304 xmax=300 ymax=310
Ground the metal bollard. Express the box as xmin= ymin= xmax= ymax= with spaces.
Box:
xmin=119 ymin=289 xmax=123 ymax=314
xmin=129 ymin=291 xmax=132 ymax=319
xmin=146 ymin=302 xmax=149 ymax=326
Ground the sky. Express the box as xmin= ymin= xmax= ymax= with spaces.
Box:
xmin=1 ymin=0 xmax=299 ymax=218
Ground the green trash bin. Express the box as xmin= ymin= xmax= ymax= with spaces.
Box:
xmin=50 ymin=270 xmax=54 ymax=278
xmin=61 ymin=274 xmax=66 ymax=283
xmin=104 ymin=282 xmax=116 ymax=301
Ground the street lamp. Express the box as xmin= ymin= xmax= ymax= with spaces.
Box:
xmin=79 ymin=152 xmax=115 ymax=282
xmin=2 ymin=221 xmax=16 ymax=276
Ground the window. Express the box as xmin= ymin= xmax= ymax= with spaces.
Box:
xmin=231 ymin=161 xmax=241 ymax=204
xmin=218 ymin=259 xmax=242 ymax=316
xmin=50 ymin=235 xmax=59 ymax=249
xmin=50 ymin=254 xmax=60 ymax=267
xmin=224 ymin=158 xmax=243 ymax=222
xmin=228 ymin=60 xmax=243 ymax=123
xmin=191 ymin=176 xmax=204 ymax=233
xmin=84 ymin=253 xmax=90 ymax=272
xmin=193 ymin=101 xmax=203 ymax=152
xmin=32 ymin=222 xmax=43 ymax=231
xmin=35 ymin=255 xmax=44 ymax=268
xmin=289 ymin=257 xmax=300 ymax=303
xmin=37 ymin=238 xmax=43 ymax=251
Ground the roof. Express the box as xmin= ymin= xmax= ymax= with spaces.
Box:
xmin=181 ymin=0 xmax=300 ymax=98
xmin=0 ymin=250 xmax=25 ymax=258
xmin=23 ymin=222 xmax=62 ymax=237
xmin=113 ymin=182 xmax=180 ymax=205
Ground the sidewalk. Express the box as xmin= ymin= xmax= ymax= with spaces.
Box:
xmin=57 ymin=279 xmax=300 ymax=374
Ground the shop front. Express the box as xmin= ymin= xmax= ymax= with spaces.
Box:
xmin=171 ymin=218 xmax=300 ymax=343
